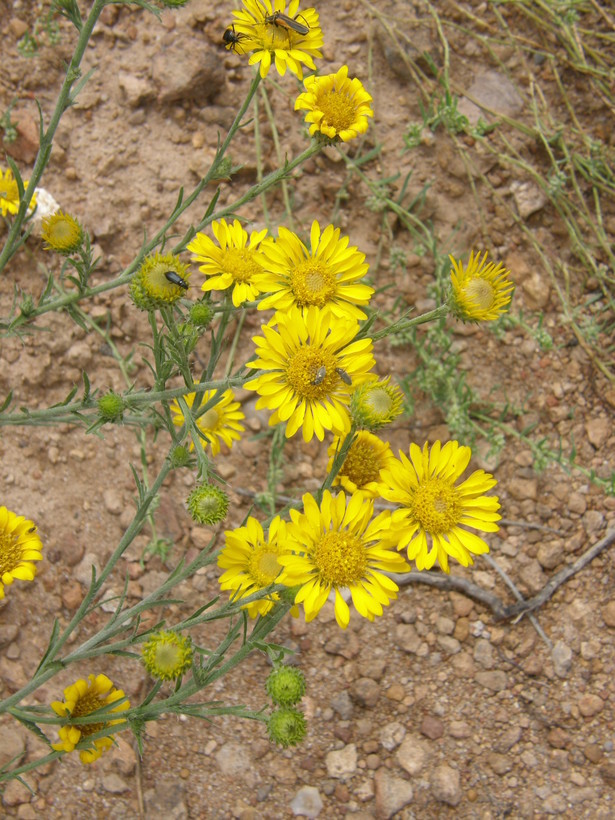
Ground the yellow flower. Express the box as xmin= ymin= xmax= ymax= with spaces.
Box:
xmin=142 ymin=631 xmax=193 ymax=681
xmin=51 ymin=674 xmax=129 ymax=764
xmin=41 ymin=210 xmax=83 ymax=254
xmin=231 ymin=0 xmax=323 ymax=80
xmin=0 ymin=167 xmax=37 ymax=217
xmin=295 ymin=65 xmax=373 ymax=142
xmin=218 ymin=515 xmax=290 ymax=618
xmin=327 ymin=431 xmax=396 ymax=497
xmin=130 ymin=252 xmax=191 ymax=311
xmin=449 ymin=250 xmax=514 ymax=322
xmin=170 ymin=386 xmax=245 ymax=456
xmin=380 ymin=440 xmax=501 ymax=573
xmin=245 ymin=305 xmax=375 ymax=442
xmin=0 ymin=506 xmax=43 ymax=599
xmin=187 ymin=219 xmax=272 ymax=307
xmin=258 ymin=221 xmax=374 ymax=321
xmin=278 ymin=490 xmax=410 ymax=629
xmin=349 ymin=376 xmax=404 ymax=430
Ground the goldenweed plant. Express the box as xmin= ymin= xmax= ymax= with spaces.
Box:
xmin=0 ymin=0 xmax=517 ymax=780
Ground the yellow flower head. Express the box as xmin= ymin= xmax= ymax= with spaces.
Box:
xmin=327 ymin=431 xmax=396 ymax=498
xmin=51 ymin=674 xmax=129 ymax=765
xmin=0 ymin=167 xmax=37 ymax=217
xmin=350 ymin=376 xmax=404 ymax=430
xmin=258 ymin=221 xmax=374 ymax=321
xmin=142 ymin=631 xmax=193 ymax=681
xmin=130 ymin=252 xmax=191 ymax=311
xmin=278 ymin=490 xmax=410 ymax=629
xmin=449 ymin=250 xmax=514 ymax=322
xmin=0 ymin=506 xmax=43 ymax=600
xmin=231 ymin=0 xmax=323 ymax=80
xmin=41 ymin=210 xmax=83 ymax=254
xmin=295 ymin=65 xmax=374 ymax=142
xmin=187 ymin=219 xmax=273 ymax=307
xmin=245 ymin=306 xmax=375 ymax=442
xmin=170 ymin=386 xmax=245 ymax=456
xmin=380 ymin=440 xmax=501 ymax=573
xmin=218 ymin=515 xmax=290 ymax=618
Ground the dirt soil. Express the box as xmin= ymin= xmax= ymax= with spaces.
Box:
xmin=1 ymin=0 xmax=615 ymax=818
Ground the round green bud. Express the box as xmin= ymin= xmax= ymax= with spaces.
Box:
xmin=97 ymin=391 xmax=126 ymax=422
xmin=266 ymin=667 xmax=306 ymax=707
xmin=267 ymin=707 xmax=307 ymax=748
xmin=169 ymin=445 xmax=192 ymax=469
xmin=187 ymin=483 xmax=229 ymax=525
xmin=189 ymin=302 xmax=214 ymax=329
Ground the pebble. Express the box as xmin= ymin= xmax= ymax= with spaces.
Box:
xmin=577 ymin=694 xmax=604 ymax=717
xmin=519 ymin=560 xmax=548 ymax=594
xmin=325 ymin=744 xmax=357 ymax=780
xmin=552 ymin=640 xmax=573 ymax=678
xmin=430 ymin=765 xmax=461 ymax=807
xmin=0 ymin=728 xmax=26 ymax=770
xmin=542 ymin=793 xmax=567 ymax=814
xmin=537 ymin=541 xmax=565 ymax=569
xmin=330 ymin=691 xmax=354 ymax=720
xmin=1 ymin=778 xmax=30 ymax=807
xmin=374 ymin=770 xmax=413 ymax=818
xmin=585 ymin=417 xmax=611 ymax=449
xmin=473 ymin=639 xmax=494 ymax=669
xmin=494 ymin=726 xmax=522 ymax=753
xmin=350 ymin=678 xmax=380 ymax=708
xmin=449 ymin=720 xmax=471 ymax=739
xmin=583 ymin=743 xmax=603 ymax=764
xmin=379 ymin=722 xmax=406 ymax=751
xmin=602 ymin=601 xmax=615 ymax=628
xmin=488 ymin=752 xmax=512 ymax=775
xmin=547 ymin=728 xmax=571 ymax=749
xmin=475 ymin=670 xmax=508 ymax=692
xmin=215 ymin=742 xmax=254 ymax=779
xmin=101 ymin=774 xmax=129 ymax=793
xmin=396 ymin=735 xmax=428 ymax=776
xmin=507 ymin=477 xmax=538 ymax=501
xmin=420 ymin=715 xmax=444 ymax=740
xmin=103 ymin=488 xmax=123 ymax=515
xmin=289 ymin=786 xmax=323 ymax=818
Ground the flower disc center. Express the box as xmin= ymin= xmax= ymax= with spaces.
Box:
xmin=223 ymin=248 xmax=262 ymax=283
xmin=285 ymin=347 xmax=337 ymax=399
xmin=464 ymin=278 xmax=495 ymax=310
xmin=410 ymin=478 xmax=461 ymax=534
xmin=317 ymin=90 xmax=356 ymax=131
xmin=290 ymin=261 xmax=336 ymax=307
xmin=313 ymin=530 xmax=367 ymax=586
xmin=249 ymin=548 xmax=282 ymax=586
xmin=0 ymin=533 xmax=20 ymax=574
xmin=343 ymin=441 xmax=381 ymax=486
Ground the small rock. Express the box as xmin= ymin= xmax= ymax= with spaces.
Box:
xmin=396 ymin=735 xmax=429 ymax=776
xmin=420 ymin=715 xmax=444 ymax=740
xmin=373 ymin=770 xmax=413 ymax=819
xmin=118 ymin=71 xmax=156 ymax=108
xmin=458 ymin=70 xmax=523 ymax=124
xmin=577 ymin=694 xmax=604 ymax=717
xmin=475 ymin=670 xmax=508 ymax=692
xmin=583 ymin=743 xmax=603 ymax=764
xmin=494 ymin=726 xmax=522 ymax=753
xmin=290 ymin=786 xmax=323 ymax=818
xmin=379 ymin=722 xmax=406 ymax=752
xmin=215 ymin=742 xmax=254 ymax=779
xmin=473 ymin=639 xmax=493 ymax=669
xmin=585 ymin=417 xmax=611 ymax=449
xmin=436 ymin=635 xmax=460 ymax=654
xmin=520 ymin=271 xmax=551 ymax=310
xmin=547 ymin=728 xmax=570 ymax=749
xmin=552 ymin=640 xmax=573 ymax=678
xmin=394 ymin=623 xmax=421 ymax=654
xmin=542 ymin=793 xmax=567 ymax=814
xmin=436 ymin=616 xmax=454 ymax=635
xmin=430 ymin=765 xmax=461 ymax=807
xmin=519 ymin=560 xmax=548 ymax=594
xmin=152 ymin=41 xmax=226 ymax=104
xmin=2 ymin=108 xmax=39 ymax=163
xmin=507 ymin=477 xmax=538 ymax=501
xmin=510 ymin=179 xmax=548 ymax=219
xmin=325 ymin=744 xmax=357 ymax=780
xmin=488 ymin=753 xmax=512 ymax=775
xmin=602 ymin=601 xmax=615 ymax=628
xmin=600 ymin=762 xmax=615 ymax=787
xmin=449 ymin=720 xmax=471 ymax=739
xmin=102 ymin=773 xmax=129 ymax=793
xmin=350 ymin=678 xmax=380 ymax=708
xmin=583 ymin=509 xmax=605 ymax=534
xmin=1 ymin=778 xmax=31 ymax=807
xmin=323 ymin=631 xmax=360 ymax=659
xmin=0 ymin=726 xmax=26 ymax=769
xmin=330 ymin=691 xmax=354 ymax=720
xmin=537 ymin=542 xmax=565 ymax=570
xmin=0 ymin=625 xmax=19 ymax=649
xmin=103 ymin=488 xmax=123 ymax=515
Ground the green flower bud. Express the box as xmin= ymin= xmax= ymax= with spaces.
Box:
xmin=267 ymin=707 xmax=307 ymax=748
xmin=187 ymin=483 xmax=229 ymax=525
xmin=97 ymin=391 xmax=126 ymax=422
xmin=189 ymin=301 xmax=214 ymax=329
xmin=169 ymin=445 xmax=192 ymax=469
xmin=266 ymin=667 xmax=306 ymax=707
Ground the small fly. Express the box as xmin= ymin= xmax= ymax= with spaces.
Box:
xmin=165 ymin=271 xmax=189 ymax=289
xmin=223 ymin=25 xmax=248 ymax=52
xmin=312 ymin=366 xmax=326 ymax=385
xmin=335 ymin=367 xmax=352 ymax=385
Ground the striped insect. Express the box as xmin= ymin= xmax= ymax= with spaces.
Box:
xmin=164 ymin=271 xmax=189 ymax=289
xmin=335 ymin=367 xmax=352 ymax=385
xmin=312 ymin=365 xmax=326 ymax=385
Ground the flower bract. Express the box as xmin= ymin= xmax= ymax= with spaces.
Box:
xmin=41 ymin=211 xmax=83 ymax=254
xmin=170 ymin=386 xmax=245 ymax=455
xmin=327 ymin=431 xmax=396 ymax=497
xmin=231 ymin=0 xmax=323 ymax=80
xmin=295 ymin=65 xmax=373 ymax=142
xmin=187 ymin=482 xmax=230 ymax=525
xmin=278 ymin=490 xmax=410 ymax=629
xmin=0 ymin=167 xmax=36 ymax=217
xmin=187 ymin=218 xmax=272 ymax=307
xmin=142 ymin=631 xmax=193 ymax=681
xmin=130 ymin=252 xmax=191 ymax=311
xmin=245 ymin=305 xmax=375 ymax=442
xmin=258 ymin=221 xmax=374 ymax=321
xmin=51 ymin=674 xmax=129 ymax=764
xmin=0 ymin=507 xmax=43 ymax=599
xmin=448 ymin=250 xmax=514 ymax=322
xmin=218 ymin=515 xmax=289 ymax=618
xmin=379 ymin=440 xmax=501 ymax=573
xmin=350 ymin=376 xmax=404 ymax=430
